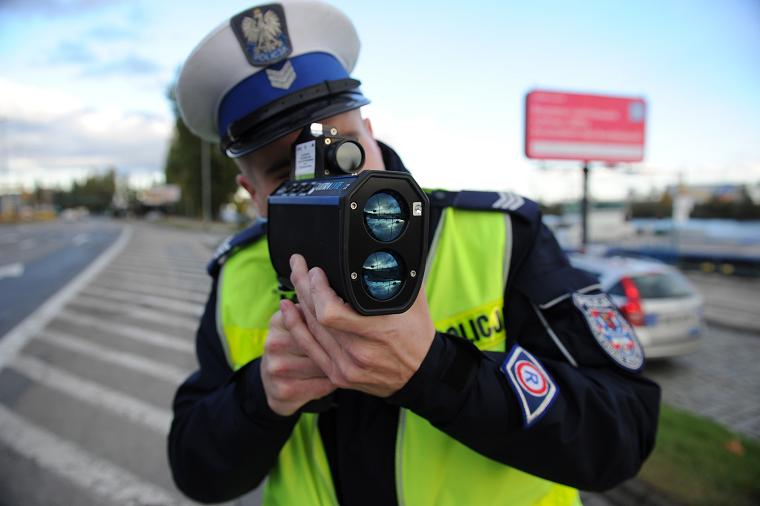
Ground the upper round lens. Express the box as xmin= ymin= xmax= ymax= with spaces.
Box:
xmin=361 ymin=251 xmax=404 ymax=300
xmin=363 ymin=192 xmax=407 ymax=242
xmin=334 ymin=141 xmax=364 ymax=173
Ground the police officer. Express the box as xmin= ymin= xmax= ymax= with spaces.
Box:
xmin=168 ymin=2 xmax=661 ymax=504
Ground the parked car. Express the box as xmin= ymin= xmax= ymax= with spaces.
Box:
xmin=568 ymin=254 xmax=704 ymax=359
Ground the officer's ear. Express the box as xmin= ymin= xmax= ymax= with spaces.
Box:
xmin=236 ymin=173 xmax=257 ymax=201
xmin=363 ymin=117 xmax=375 ymax=137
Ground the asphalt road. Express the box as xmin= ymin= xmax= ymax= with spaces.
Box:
xmin=0 ymin=219 xmax=121 ymax=337
xmin=0 ymin=220 xmax=756 ymax=506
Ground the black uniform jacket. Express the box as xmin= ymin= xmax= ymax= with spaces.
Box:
xmin=168 ymin=143 xmax=661 ymax=504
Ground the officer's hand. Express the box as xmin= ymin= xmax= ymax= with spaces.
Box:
xmin=281 ymin=254 xmax=435 ymax=398
xmin=260 ymin=308 xmax=336 ymax=416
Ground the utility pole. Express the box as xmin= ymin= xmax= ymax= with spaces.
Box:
xmin=201 ymin=139 xmax=211 ymax=223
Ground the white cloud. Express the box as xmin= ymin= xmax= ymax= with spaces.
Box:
xmin=0 ymin=78 xmax=172 ymax=190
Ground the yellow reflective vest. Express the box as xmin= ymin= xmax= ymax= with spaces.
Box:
xmin=216 ymin=207 xmax=581 ymax=506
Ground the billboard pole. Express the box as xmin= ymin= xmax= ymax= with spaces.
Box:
xmin=581 ymin=162 xmax=589 ymax=250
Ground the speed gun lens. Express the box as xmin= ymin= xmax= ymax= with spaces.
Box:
xmin=363 ymin=192 xmax=406 ymax=242
xmin=361 ymin=251 xmax=403 ymax=300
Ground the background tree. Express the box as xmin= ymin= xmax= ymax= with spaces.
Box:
xmin=54 ymin=169 xmax=115 ymax=213
xmin=164 ymin=84 xmax=239 ymax=219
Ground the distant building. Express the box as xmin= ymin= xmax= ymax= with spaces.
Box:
xmin=0 ymin=193 xmax=21 ymax=220
xmin=137 ymin=185 xmax=181 ymax=207
xmin=666 ymin=183 xmax=751 ymax=204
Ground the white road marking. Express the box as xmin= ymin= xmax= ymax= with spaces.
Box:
xmin=69 ymin=295 xmax=199 ymax=332
xmin=55 ymin=309 xmax=194 ymax=354
xmin=0 ymin=262 xmax=24 ymax=279
xmin=19 ymin=239 xmax=36 ymax=250
xmin=72 ymin=233 xmax=89 ymax=246
xmin=0 ymin=404 xmax=188 ymax=506
xmin=111 ymin=259 xmax=205 ymax=275
xmin=0 ymin=232 xmax=20 ymax=244
xmin=9 ymin=355 xmax=172 ymax=434
xmin=106 ymin=263 xmax=209 ymax=282
xmin=38 ymin=329 xmax=189 ymax=384
xmin=91 ymin=278 xmax=209 ymax=304
xmin=0 ymin=226 xmax=132 ymax=371
xmin=81 ymin=285 xmax=203 ymax=317
xmin=96 ymin=270 xmax=210 ymax=295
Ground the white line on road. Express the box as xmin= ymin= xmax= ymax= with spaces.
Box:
xmin=55 ymin=309 xmax=195 ymax=354
xmin=96 ymin=275 xmax=211 ymax=298
xmin=0 ymin=232 xmax=20 ymax=243
xmin=9 ymin=355 xmax=172 ymax=434
xmin=38 ymin=329 xmax=189 ymax=385
xmin=91 ymin=278 xmax=209 ymax=304
xmin=82 ymin=285 xmax=203 ymax=317
xmin=19 ymin=239 xmax=36 ymax=250
xmin=0 ymin=226 xmax=133 ymax=372
xmin=0 ymin=262 xmax=24 ymax=279
xmin=105 ymin=263 xmax=209 ymax=282
xmin=111 ymin=259 xmax=205 ymax=275
xmin=69 ymin=295 xmax=199 ymax=332
xmin=72 ymin=233 xmax=89 ymax=246
xmin=0 ymin=404 xmax=189 ymax=506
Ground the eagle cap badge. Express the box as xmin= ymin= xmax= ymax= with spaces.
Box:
xmin=231 ymin=4 xmax=292 ymax=67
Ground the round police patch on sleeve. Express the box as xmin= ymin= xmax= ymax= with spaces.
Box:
xmin=500 ymin=345 xmax=558 ymax=428
xmin=572 ymin=292 xmax=644 ymax=372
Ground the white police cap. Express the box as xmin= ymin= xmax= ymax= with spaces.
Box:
xmin=177 ymin=1 xmax=369 ymax=158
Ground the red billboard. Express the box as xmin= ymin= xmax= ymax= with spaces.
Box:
xmin=525 ymin=90 xmax=646 ymax=163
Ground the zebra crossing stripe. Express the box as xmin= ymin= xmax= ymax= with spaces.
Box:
xmin=96 ymin=270 xmax=209 ymax=295
xmin=492 ymin=192 xmax=525 ymax=211
xmin=55 ymin=309 xmax=194 ymax=354
xmin=9 ymin=355 xmax=172 ymax=434
xmin=70 ymin=295 xmax=198 ymax=332
xmin=81 ymin=285 xmax=203 ymax=317
xmin=90 ymin=279 xmax=209 ymax=304
xmin=0 ymin=404 xmax=189 ymax=505
xmin=104 ymin=263 xmax=209 ymax=282
xmin=38 ymin=330 xmax=189 ymax=385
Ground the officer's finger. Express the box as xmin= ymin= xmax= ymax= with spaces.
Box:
xmin=289 ymin=254 xmax=317 ymax=315
xmin=296 ymin=298 xmax=348 ymax=362
xmin=308 ymin=266 xmax=360 ymax=330
xmin=264 ymin=354 xmax=328 ymax=380
xmin=264 ymin=329 xmax=310 ymax=358
xmin=280 ymin=298 xmax=332 ymax=375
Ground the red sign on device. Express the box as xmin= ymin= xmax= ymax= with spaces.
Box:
xmin=525 ymin=90 xmax=646 ymax=163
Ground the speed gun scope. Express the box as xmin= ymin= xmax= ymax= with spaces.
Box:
xmin=267 ymin=124 xmax=429 ymax=316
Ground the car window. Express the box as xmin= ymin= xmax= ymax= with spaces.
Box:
xmin=608 ymin=282 xmax=626 ymax=296
xmin=631 ymin=272 xmax=694 ymax=299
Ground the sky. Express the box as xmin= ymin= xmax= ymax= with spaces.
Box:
xmin=0 ymin=0 xmax=759 ymax=203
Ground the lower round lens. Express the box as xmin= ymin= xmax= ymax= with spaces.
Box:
xmin=361 ymin=251 xmax=404 ymax=300
xmin=364 ymin=192 xmax=406 ymax=242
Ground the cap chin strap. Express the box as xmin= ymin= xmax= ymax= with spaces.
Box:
xmin=221 ymin=78 xmax=363 ymax=153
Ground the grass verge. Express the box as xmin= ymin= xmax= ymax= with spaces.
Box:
xmin=638 ymin=404 xmax=760 ymax=506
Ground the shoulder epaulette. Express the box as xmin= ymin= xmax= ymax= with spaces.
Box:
xmin=427 ymin=189 xmax=540 ymax=223
xmin=206 ymin=219 xmax=267 ymax=277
